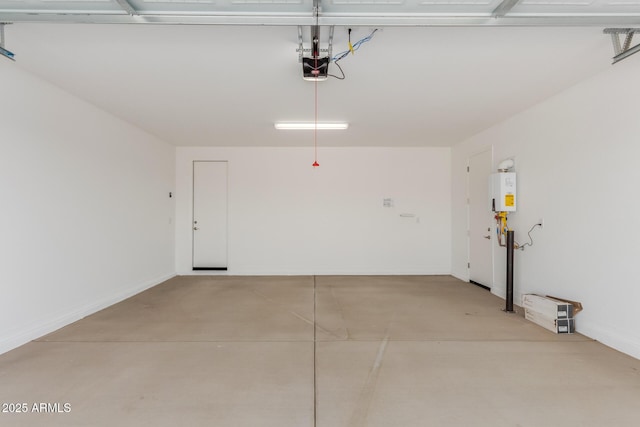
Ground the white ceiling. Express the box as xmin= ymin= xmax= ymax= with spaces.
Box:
xmin=1 ymin=12 xmax=629 ymax=146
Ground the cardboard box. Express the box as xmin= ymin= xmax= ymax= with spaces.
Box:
xmin=546 ymin=295 xmax=583 ymax=316
xmin=525 ymin=309 xmax=575 ymax=334
xmin=522 ymin=294 xmax=573 ymax=319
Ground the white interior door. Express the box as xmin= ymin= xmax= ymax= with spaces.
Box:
xmin=193 ymin=161 xmax=228 ymax=270
xmin=468 ymin=150 xmax=493 ymax=289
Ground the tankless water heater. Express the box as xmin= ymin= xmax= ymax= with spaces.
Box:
xmin=490 ymin=172 xmax=516 ymax=212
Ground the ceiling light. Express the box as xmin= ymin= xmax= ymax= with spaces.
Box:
xmin=275 ymin=123 xmax=349 ymax=130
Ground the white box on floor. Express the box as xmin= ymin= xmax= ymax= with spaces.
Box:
xmin=522 ymin=294 xmax=573 ymax=319
xmin=525 ymin=309 xmax=575 ymax=334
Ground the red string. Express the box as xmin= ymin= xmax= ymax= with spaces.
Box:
xmin=312 ymin=56 xmax=319 ymax=168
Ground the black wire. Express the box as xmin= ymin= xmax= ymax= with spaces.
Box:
xmin=517 ymin=223 xmax=542 ymax=251
xmin=328 ymin=61 xmax=345 ymax=80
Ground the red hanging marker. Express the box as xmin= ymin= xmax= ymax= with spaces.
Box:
xmin=312 ymin=60 xmax=319 ymax=168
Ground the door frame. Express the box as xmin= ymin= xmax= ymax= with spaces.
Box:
xmin=467 ymin=148 xmax=494 ymax=290
xmin=192 ymin=160 xmax=228 ymax=271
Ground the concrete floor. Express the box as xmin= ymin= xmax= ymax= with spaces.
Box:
xmin=1 ymin=275 xmax=639 ymax=426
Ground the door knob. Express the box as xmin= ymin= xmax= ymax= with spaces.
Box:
xmin=484 ymin=235 xmax=491 ymax=239
xmin=193 ymin=227 xmax=199 ymax=230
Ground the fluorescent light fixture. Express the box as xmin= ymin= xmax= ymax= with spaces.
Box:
xmin=275 ymin=123 xmax=349 ymax=130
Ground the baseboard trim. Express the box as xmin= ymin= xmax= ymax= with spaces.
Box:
xmin=180 ymin=269 xmax=453 ymax=276
xmin=575 ymin=318 xmax=640 ymax=361
xmin=0 ymin=272 xmax=175 ymax=356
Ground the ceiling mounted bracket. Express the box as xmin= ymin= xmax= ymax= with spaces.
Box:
xmin=0 ymin=23 xmax=15 ymax=61
xmin=299 ymin=25 xmax=334 ymax=81
xmin=298 ymin=26 xmax=303 ymax=63
xmin=492 ymin=0 xmax=521 ymax=19
xmin=297 ymin=26 xmax=333 ymax=63
xmin=297 ymin=3 xmax=334 ymax=81
xmin=114 ymin=0 xmax=138 ymax=16
xmin=604 ymin=28 xmax=640 ymax=64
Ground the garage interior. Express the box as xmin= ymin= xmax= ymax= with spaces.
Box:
xmin=3 ymin=275 xmax=640 ymax=426
xmin=1 ymin=0 xmax=640 ymax=425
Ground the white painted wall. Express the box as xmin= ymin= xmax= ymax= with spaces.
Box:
xmin=176 ymin=147 xmax=451 ymax=275
xmin=0 ymin=61 xmax=176 ymax=354
xmin=452 ymin=55 xmax=640 ymax=359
